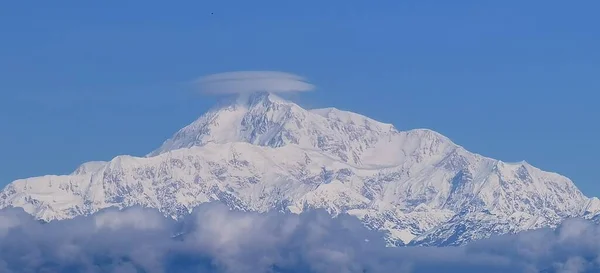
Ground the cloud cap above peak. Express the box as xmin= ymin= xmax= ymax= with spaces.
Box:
xmin=194 ymin=71 xmax=315 ymax=95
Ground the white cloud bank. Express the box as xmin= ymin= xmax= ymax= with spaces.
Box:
xmin=194 ymin=71 xmax=315 ymax=94
xmin=0 ymin=203 xmax=599 ymax=273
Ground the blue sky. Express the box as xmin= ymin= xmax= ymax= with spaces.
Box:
xmin=0 ymin=1 xmax=598 ymax=195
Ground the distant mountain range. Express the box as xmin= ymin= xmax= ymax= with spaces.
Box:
xmin=2 ymin=92 xmax=599 ymax=246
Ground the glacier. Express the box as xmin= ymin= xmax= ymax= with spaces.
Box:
xmin=1 ymin=92 xmax=599 ymax=246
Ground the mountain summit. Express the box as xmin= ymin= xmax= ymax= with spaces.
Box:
xmin=148 ymin=92 xmax=404 ymax=167
xmin=1 ymin=92 xmax=598 ymax=246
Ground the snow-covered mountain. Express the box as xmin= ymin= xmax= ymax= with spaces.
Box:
xmin=1 ymin=92 xmax=598 ymax=246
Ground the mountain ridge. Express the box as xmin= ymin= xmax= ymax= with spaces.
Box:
xmin=1 ymin=92 xmax=598 ymax=246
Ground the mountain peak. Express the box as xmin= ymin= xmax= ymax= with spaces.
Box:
xmin=147 ymin=92 xmax=432 ymax=167
xmin=147 ymin=91 xmax=306 ymax=157
xmin=234 ymin=92 xmax=287 ymax=107
xmin=205 ymin=91 xmax=291 ymax=114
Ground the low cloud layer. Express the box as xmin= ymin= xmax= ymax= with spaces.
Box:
xmin=0 ymin=203 xmax=599 ymax=273
xmin=194 ymin=71 xmax=315 ymax=94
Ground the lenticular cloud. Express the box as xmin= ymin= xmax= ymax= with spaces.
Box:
xmin=195 ymin=71 xmax=315 ymax=94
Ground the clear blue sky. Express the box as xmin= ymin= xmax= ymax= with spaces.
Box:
xmin=1 ymin=1 xmax=598 ymax=195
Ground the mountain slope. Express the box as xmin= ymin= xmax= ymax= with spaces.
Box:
xmin=1 ymin=92 xmax=597 ymax=246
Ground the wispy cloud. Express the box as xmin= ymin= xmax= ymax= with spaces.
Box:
xmin=194 ymin=71 xmax=315 ymax=94
xmin=0 ymin=204 xmax=599 ymax=272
